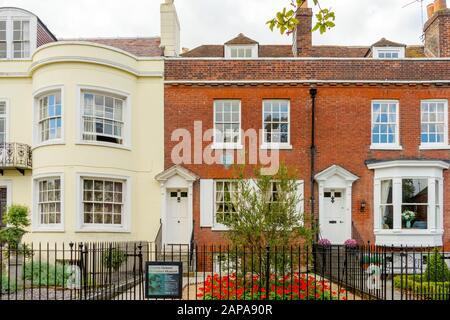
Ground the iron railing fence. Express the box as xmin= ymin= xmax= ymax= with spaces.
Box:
xmin=0 ymin=242 xmax=449 ymax=301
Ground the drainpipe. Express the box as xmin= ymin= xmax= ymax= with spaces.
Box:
xmin=309 ymin=86 xmax=318 ymax=242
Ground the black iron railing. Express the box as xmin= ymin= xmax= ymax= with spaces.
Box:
xmin=0 ymin=143 xmax=32 ymax=172
xmin=1 ymin=242 xmax=449 ymax=300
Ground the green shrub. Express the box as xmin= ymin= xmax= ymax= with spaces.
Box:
xmin=0 ymin=205 xmax=30 ymax=248
xmin=394 ymin=275 xmax=450 ymax=300
xmin=102 ymin=248 xmax=127 ymax=271
xmin=23 ymin=261 xmax=70 ymax=287
xmin=1 ymin=273 xmax=22 ymax=294
xmin=424 ymin=249 xmax=450 ymax=282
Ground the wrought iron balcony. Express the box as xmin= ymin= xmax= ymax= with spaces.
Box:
xmin=0 ymin=143 xmax=32 ymax=175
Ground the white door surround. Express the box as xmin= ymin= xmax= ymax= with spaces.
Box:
xmin=156 ymin=165 xmax=199 ymax=246
xmin=315 ymin=165 xmax=359 ymax=245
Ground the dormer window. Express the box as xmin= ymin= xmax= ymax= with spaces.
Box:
xmin=376 ymin=49 xmax=401 ymax=59
xmin=370 ymin=38 xmax=406 ymax=59
xmin=0 ymin=8 xmax=40 ymax=60
xmin=226 ymin=45 xmax=258 ymax=59
xmin=224 ymin=33 xmax=259 ymax=59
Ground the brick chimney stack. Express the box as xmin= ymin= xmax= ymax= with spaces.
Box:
xmin=424 ymin=0 xmax=450 ymax=57
xmin=293 ymin=0 xmax=313 ymax=57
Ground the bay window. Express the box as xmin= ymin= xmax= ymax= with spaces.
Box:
xmin=38 ymin=92 xmax=62 ymax=143
xmin=369 ymin=160 xmax=448 ymax=246
xmin=33 ymin=175 xmax=64 ymax=231
xmin=78 ymin=175 xmax=130 ymax=232
xmin=81 ymin=91 xmax=126 ymax=146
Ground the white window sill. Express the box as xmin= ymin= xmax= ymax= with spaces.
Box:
xmin=419 ymin=144 xmax=450 ymax=150
xmin=370 ymin=145 xmax=403 ymax=151
xmin=32 ymin=140 xmax=65 ymax=150
xmin=374 ymin=229 xmax=443 ymax=247
xmin=32 ymin=226 xmax=65 ymax=233
xmin=76 ymin=141 xmax=131 ymax=151
xmin=211 ymin=224 xmax=230 ymax=232
xmin=212 ymin=143 xmax=243 ymax=150
xmin=76 ymin=225 xmax=130 ymax=233
xmin=260 ymin=144 xmax=293 ymax=150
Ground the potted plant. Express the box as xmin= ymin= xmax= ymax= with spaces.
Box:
xmin=0 ymin=205 xmax=31 ymax=285
xmin=402 ymin=210 xmax=416 ymax=229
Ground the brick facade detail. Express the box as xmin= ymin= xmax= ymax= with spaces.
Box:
xmin=165 ymin=59 xmax=450 ymax=82
xmin=424 ymin=9 xmax=450 ymax=57
xmin=164 ymin=83 xmax=450 ymax=250
xmin=37 ymin=22 xmax=56 ymax=47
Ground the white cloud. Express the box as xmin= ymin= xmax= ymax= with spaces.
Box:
xmin=0 ymin=0 xmax=428 ymax=48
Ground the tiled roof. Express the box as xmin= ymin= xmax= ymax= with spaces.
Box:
xmin=225 ymin=33 xmax=259 ymax=45
xmin=371 ymin=38 xmax=406 ymax=47
xmin=182 ymin=44 xmax=425 ymax=58
xmin=64 ymin=37 xmax=163 ymax=57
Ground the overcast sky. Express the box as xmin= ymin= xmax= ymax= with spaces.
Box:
xmin=0 ymin=0 xmax=429 ymax=48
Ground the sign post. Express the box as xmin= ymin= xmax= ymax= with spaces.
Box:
xmin=145 ymin=262 xmax=183 ymax=299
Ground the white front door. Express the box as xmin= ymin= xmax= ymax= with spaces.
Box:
xmin=166 ymin=189 xmax=190 ymax=244
xmin=321 ymin=189 xmax=348 ymax=244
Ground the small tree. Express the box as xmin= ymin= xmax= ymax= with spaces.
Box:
xmin=224 ymin=164 xmax=309 ymax=249
xmin=218 ymin=164 xmax=314 ymax=282
xmin=0 ymin=205 xmax=30 ymax=249
xmin=424 ymin=249 xmax=450 ymax=282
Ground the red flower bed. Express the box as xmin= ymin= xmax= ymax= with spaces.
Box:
xmin=197 ymin=272 xmax=347 ymax=300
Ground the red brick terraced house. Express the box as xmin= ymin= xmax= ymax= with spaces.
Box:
xmin=160 ymin=0 xmax=450 ymax=251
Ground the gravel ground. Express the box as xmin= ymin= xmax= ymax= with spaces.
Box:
xmin=1 ymin=288 xmax=81 ymax=300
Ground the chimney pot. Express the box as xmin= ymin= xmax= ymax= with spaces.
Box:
xmin=434 ymin=0 xmax=447 ymax=11
xmin=427 ymin=3 xmax=435 ymax=19
xmin=300 ymin=0 xmax=308 ymax=8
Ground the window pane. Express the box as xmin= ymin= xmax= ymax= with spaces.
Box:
xmin=82 ymin=92 xmax=125 ymax=145
xmin=402 ymin=179 xmax=428 ymax=203
xmin=82 ymin=178 xmax=124 ymax=225
xmin=381 ymin=205 xmax=393 ymax=229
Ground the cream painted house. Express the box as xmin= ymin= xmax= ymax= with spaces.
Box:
xmin=0 ymin=1 xmax=180 ymax=244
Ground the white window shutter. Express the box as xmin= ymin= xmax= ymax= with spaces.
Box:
xmin=296 ymin=180 xmax=305 ymax=224
xmin=200 ymin=179 xmax=214 ymax=227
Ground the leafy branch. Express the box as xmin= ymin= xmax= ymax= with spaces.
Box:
xmin=267 ymin=0 xmax=335 ymax=35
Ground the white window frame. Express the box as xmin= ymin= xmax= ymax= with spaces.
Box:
xmin=0 ymin=18 xmax=7 ymax=59
xmin=76 ymin=173 xmax=131 ymax=233
xmin=261 ymin=100 xmax=292 ymax=150
xmin=420 ymin=99 xmax=450 ymax=150
xmin=225 ymin=44 xmax=258 ymax=59
xmin=213 ymin=180 xmax=239 ymax=231
xmin=213 ymin=100 xmax=242 ymax=150
xmin=33 ymin=85 xmax=65 ymax=148
xmin=373 ymin=47 xmax=405 ymax=59
xmin=369 ymin=161 xmax=448 ymax=247
xmin=32 ymin=173 xmax=64 ymax=232
xmin=76 ymin=85 xmax=132 ymax=150
xmin=370 ymin=100 xmax=402 ymax=150
xmin=0 ymin=9 xmax=37 ymax=60
xmin=0 ymin=99 xmax=9 ymax=144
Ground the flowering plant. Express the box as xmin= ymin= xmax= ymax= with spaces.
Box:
xmin=401 ymin=210 xmax=416 ymax=222
xmin=197 ymin=273 xmax=347 ymax=300
xmin=344 ymin=239 xmax=358 ymax=248
xmin=317 ymin=239 xmax=331 ymax=248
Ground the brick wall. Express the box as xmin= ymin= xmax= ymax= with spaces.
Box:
xmin=424 ymin=9 xmax=450 ymax=57
xmin=165 ymin=59 xmax=450 ymax=82
xmin=37 ymin=22 xmax=56 ymax=47
xmin=294 ymin=8 xmax=313 ymax=57
xmin=165 ymin=84 xmax=450 ymax=249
